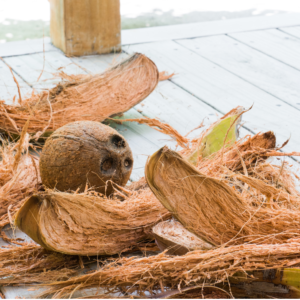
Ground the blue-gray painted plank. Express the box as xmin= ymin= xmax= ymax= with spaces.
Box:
xmin=229 ymin=29 xmax=300 ymax=71
xmin=176 ymin=35 xmax=300 ymax=111
xmin=125 ymin=41 xmax=300 ymax=153
xmin=280 ymin=26 xmax=300 ymax=39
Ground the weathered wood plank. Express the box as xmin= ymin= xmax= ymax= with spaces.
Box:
xmin=3 ymin=51 xmax=83 ymax=90
xmin=229 ymin=29 xmax=300 ymax=71
xmin=176 ymin=35 xmax=300 ymax=110
xmin=70 ymin=53 xmax=128 ymax=74
xmin=280 ymin=26 xmax=300 ymax=39
xmin=0 ymin=226 xmax=34 ymax=248
xmin=0 ymin=60 xmax=32 ymax=104
xmin=125 ymin=41 xmax=300 ymax=152
xmin=0 ymin=38 xmax=57 ymax=58
xmin=49 ymin=0 xmax=121 ymax=56
xmin=122 ymin=13 xmax=300 ymax=45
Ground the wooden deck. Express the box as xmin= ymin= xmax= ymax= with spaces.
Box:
xmin=1 ymin=12 xmax=300 ymax=298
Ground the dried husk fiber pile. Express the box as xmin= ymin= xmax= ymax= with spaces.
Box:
xmin=0 ymin=53 xmax=159 ymax=137
xmin=34 ymin=242 xmax=300 ymax=298
xmin=2 ymin=107 xmax=300 ymax=298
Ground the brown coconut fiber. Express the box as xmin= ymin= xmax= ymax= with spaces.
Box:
xmin=0 ymin=244 xmax=80 ymax=285
xmin=0 ymin=53 xmax=159 ymax=137
xmin=15 ymin=187 xmax=170 ymax=256
xmin=0 ymin=131 xmax=41 ymax=235
xmin=35 ymin=242 xmax=300 ymax=298
xmin=146 ymin=145 xmax=300 ymax=246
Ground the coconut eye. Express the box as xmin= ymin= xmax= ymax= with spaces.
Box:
xmin=101 ymin=158 xmax=114 ymax=172
xmin=111 ymin=135 xmax=125 ymax=148
xmin=124 ymin=158 xmax=132 ymax=169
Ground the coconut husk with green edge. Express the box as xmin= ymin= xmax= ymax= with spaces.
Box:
xmin=0 ymin=53 xmax=159 ymax=138
xmin=40 ymin=120 xmax=133 ymax=195
xmin=153 ymin=219 xmax=213 ymax=255
xmin=14 ymin=187 xmax=170 ymax=256
xmin=145 ymin=144 xmax=300 ymax=246
xmin=186 ymin=106 xmax=245 ymax=165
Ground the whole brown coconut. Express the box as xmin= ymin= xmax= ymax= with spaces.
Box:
xmin=40 ymin=121 xmax=133 ymax=195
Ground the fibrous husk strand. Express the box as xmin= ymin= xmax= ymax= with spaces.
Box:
xmin=116 ymin=117 xmax=189 ymax=148
xmin=0 ymin=53 xmax=159 ymax=137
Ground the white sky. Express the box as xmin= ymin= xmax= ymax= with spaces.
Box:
xmin=0 ymin=0 xmax=300 ymax=22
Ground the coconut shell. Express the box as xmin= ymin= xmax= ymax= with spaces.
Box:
xmin=153 ymin=219 xmax=213 ymax=255
xmin=15 ymin=189 xmax=169 ymax=256
xmin=0 ymin=53 xmax=159 ymax=137
xmin=40 ymin=121 xmax=133 ymax=195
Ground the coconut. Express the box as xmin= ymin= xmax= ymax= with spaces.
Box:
xmin=40 ymin=121 xmax=133 ymax=195
xmin=153 ymin=219 xmax=213 ymax=255
xmin=15 ymin=188 xmax=169 ymax=256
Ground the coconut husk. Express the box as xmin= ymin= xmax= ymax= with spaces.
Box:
xmin=153 ymin=219 xmax=213 ymax=255
xmin=193 ymin=131 xmax=300 ymax=209
xmin=145 ymin=146 xmax=300 ymax=246
xmin=0 ymin=244 xmax=80 ymax=285
xmin=195 ymin=131 xmax=276 ymax=176
xmin=35 ymin=242 xmax=300 ymax=299
xmin=186 ymin=106 xmax=245 ymax=165
xmin=0 ymin=135 xmax=41 ymax=228
xmin=0 ymin=53 xmax=159 ymax=137
xmin=15 ymin=187 xmax=170 ymax=256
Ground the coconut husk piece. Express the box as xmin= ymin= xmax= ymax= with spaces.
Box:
xmin=0 ymin=244 xmax=80 ymax=285
xmin=194 ymin=131 xmax=300 ymax=207
xmin=153 ymin=219 xmax=213 ymax=255
xmin=186 ymin=106 xmax=245 ymax=165
xmin=145 ymin=146 xmax=300 ymax=246
xmin=15 ymin=187 xmax=170 ymax=256
xmin=36 ymin=242 xmax=300 ymax=299
xmin=0 ymin=53 xmax=159 ymax=137
xmin=0 ymin=136 xmax=41 ymax=223
xmin=0 ymin=118 xmax=41 ymax=239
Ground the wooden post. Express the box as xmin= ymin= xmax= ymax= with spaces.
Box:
xmin=50 ymin=0 xmax=121 ymax=56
